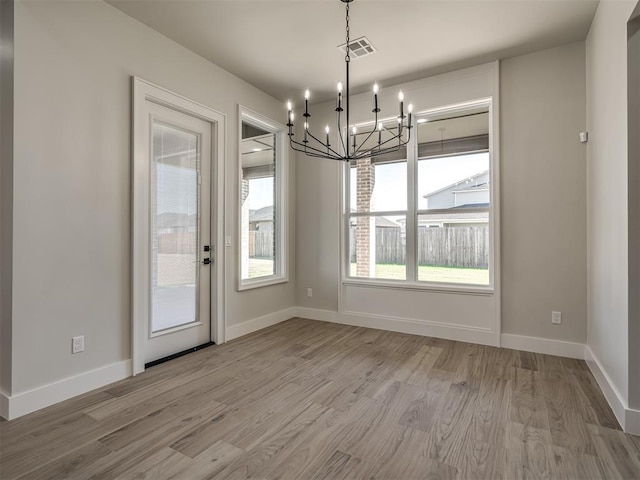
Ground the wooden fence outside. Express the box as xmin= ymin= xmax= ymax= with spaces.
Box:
xmin=350 ymin=225 xmax=489 ymax=268
xmin=249 ymin=231 xmax=275 ymax=259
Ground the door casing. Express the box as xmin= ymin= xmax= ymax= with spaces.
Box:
xmin=132 ymin=77 xmax=226 ymax=375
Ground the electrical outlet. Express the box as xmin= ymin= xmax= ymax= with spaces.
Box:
xmin=552 ymin=311 xmax=562 ymax=325
xmin=72 ymin=336 xmax=84 ymax=354
xmin=307 ymin=288 xmax=313 ymax=297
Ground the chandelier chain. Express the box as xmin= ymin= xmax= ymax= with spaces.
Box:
xmin=345 ymin=2 xmax=350 ymax=63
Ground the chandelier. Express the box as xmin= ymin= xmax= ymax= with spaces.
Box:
xmin=286 ymin=0 xmax=413 ymax=162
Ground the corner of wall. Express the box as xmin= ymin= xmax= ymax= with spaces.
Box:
xmin=0 ymin=0 xmax=15 ymax=402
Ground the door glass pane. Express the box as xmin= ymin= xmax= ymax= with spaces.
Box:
xmin=151 ymin=121 xmax=199 ymax=332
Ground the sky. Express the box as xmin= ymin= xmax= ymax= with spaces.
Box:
xmin=351 ymin=152 xmax=490 ymax=211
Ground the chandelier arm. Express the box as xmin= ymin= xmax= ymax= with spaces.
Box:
xmin=374 ymin=131 xmax=407 ymax=150
xmin=305 ymin=129 xmax=344 ymax=158
xmin=289 ymin=136 xmax=343 ymax=158
xmin=289 ymin=142 xmax=347 ymax=161
xmin=351 ymin=108 xmax=378 ymax=157
xmin=352 ymin=122 xmax=379 ymax=157
xmin=350 ymin=127 xmax=412 ymax=160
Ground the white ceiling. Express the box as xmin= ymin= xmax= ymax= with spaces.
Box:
xmin=107 ymin=0 xmax=598 ymax=103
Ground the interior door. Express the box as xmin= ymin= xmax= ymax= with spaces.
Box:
xmin=145 ymin=101 xmax=213 ymax=364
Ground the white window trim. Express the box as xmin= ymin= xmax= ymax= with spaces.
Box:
xmin=237 ymin=105 xmax=289 ymax=291
xmin=342 ymin=98 xmax=498 ymax=294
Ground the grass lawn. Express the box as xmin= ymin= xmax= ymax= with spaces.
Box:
xmin=350 ymin=263 xmax=489 ymax=285
xmin=249 ymin=258 xmax=488 ymax=285
xmin=248 ymin=258 xmax=275 ymax=278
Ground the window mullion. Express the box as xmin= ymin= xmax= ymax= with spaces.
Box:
xmin=406 ymin=129 xmax=417 ymax=283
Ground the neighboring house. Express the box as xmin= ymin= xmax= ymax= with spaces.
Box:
xmin=420 ymin=170 xmax=490 ymax=228
xmin=249 ymin=205 xmax=274 ymax=231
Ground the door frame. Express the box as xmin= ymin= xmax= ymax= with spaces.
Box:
xmin=132 ymin=77 xmax=226 ymax=375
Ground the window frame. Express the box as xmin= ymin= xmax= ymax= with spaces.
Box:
xmin=237 ymin=105 xmax=289 ymax=291
xmin=343 ymin=98 xmax=496 ymax=294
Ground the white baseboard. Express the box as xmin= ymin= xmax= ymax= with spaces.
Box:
xmin=294 ymin=307 xmax=340 ymax=323
xmin=501 ymin=333 xmax=585 ymax=359
xmin=625 ymin=407 xmax=640 ymax=435
xmin=1 ymin=360 xmax=131 ymax=421
xmin=585 ymin=345 xmax=640 ymax=435
xmin=295 ymin=308 xmax=499 ymax=347
xmin=226 ymin=307 xmax=297 ymax=341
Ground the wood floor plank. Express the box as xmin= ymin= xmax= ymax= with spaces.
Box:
xmin=310 ymin=450 xmax=362 ymax=480
xmin=1 ymin=318 xmax=638 ymax=480
xmin=541 ymin=377 xmax=597 ymax=455
xmin=507 ymin=422 xmax=557 ymax=480
xmin=398 ymin=373 xmax=450 ymax=432
xmin=587 ymin=424 xmax=640 ymax=479
xmin=510 ymin=367 xmax=549 ymax=429
xmin=424 ymin=382 xmax=479 ymax=466
xmin=552 ymin=445 xmax=607 ymax=480
xmin=164 ymin=441 xmax=245 ymax=480
xmin=568 ymin=367 xmax=620 ymax=430
xmin=469 ymin=375 xmax=511 ymax=447
xmin=453 ymin=440 xmax=508 ymax=480
xmin=14 ymin=441 xmax=112 ymax=480
xmin=217 ymin=402 xmax=332 ymax=480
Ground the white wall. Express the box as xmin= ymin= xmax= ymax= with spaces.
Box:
xmin=585 ymin=0 xmax=637 ymax=410
xmin=501 ymin=42 xmax=587 ymax=343
xmin=7 ymin=0 xmax=295 ymax=398
xmin=0 ymin=0 xmax=14 ymax=397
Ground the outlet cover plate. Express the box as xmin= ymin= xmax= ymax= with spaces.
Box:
xmin=72 ymin=336 xmax=84 ymax=354
xmin=552 ymin=312 xmax=562 ymax=325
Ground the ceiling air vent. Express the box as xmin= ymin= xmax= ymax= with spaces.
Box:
xmin=338 ymin=36 xmax=377 ymax=59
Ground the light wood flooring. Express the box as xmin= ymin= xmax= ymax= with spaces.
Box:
xmin=1 ymin=318 xmax=639 ymax=479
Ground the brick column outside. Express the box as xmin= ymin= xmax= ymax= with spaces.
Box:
xmin=241 ymin=172 xmax=250 ymax=279
xmin=356 ymin=158 xmax=376 ymax=277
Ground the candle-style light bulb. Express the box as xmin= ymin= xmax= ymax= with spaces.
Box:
xmin=287 ymin=100 xmax=292 ymax=111
xmin=408 ymin=104 xmax=413 ymax=113
xmin=398 ymin=91 xmax=404 ymax=102
xmin=352 ymin=126 xmax=357 ymax=135
xmin=325 ymin=125 xmax=330 ymax=147
xmin=336 ymin=82 xmax=343 ymax=111
xmin=337 ymin=82 xmax=343 ymax=93
xmin=304 ymin=89 xmax=310 ymax=100
xmin=373 ymin=83 xmax=379 ymax=112
xmin=378 ymin=122 xmax=383 ymax=131
xmin=304 ymin=89 xmax=310 ymax=117
xmin=398 ymin=91 xmax=404 ymax=120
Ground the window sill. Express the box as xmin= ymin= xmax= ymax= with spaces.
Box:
xmin=238 ymin=275 xmax=288 ymax=291
xmin=341 ymin=278 xmax=493 ymax=296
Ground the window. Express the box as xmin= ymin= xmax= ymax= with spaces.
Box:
xmin=239 ymin=107 xmax=288 ymax=289
xmin=345 ymin=101 xmax=493 ymax=288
